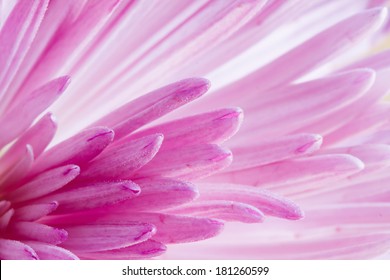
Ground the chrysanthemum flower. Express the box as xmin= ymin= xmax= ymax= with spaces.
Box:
xmin=1 ymin=0 xmax=390 ymax=260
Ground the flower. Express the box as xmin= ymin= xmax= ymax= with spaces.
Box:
xmin=1 ymin=0 xmax=390 ymax=260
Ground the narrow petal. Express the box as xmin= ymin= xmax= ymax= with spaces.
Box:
xmin=45 ymin=210 xmax=224 ymax=245
xmin=25 ymin=241 xmax=79 ymax=260
xmin=130 ymin=107 xmax=243 ymax=149
xmin=111 ymin=178 xmax=199 ymax=212
xmin=0 ymin=113 xmax=57 ymax=170
xmin=197 ymin=183 xmax=304 ymax=220
xmin=78 ymin=240 xmax=166 ymax=260
xmin=33 ymin=180 xmax=141 ymax=213
xmin=208 ymin=155 xmax=365 ymax=192
xmin=0 ymin=208 xmax=14 ymax=230
xmin=226 ymin=133 xmax=322 ymax=171
xmin=0 ymin=239 xmax=38 ymax=260
xmin=8 ymin=222 xmax=68 ymax=245
xmin=93 ymin=78 xmax=210 ymax=140
xmin=0 ymin=0 xmax=48 ymax=100
xmin=77 ymin=134 xmax=163 ymax=181
xmin=61 ymin=223 xmax=156 ymax=252
xmin=30 ymin=127 xmax=114 ymax=176
xmin=130 ymin=213 xmax=224 ymax=244
xmin=170 ymin=201 xmax=264 ymax=223
xmin=135 ymin=144 xmax=232 ymax=180
xmin=0 ymin=145 xmax=33 ymax=189
xmin=6 ymin=165 xmax=80 ymax=203
xmin=240 ymin=69 xmax=375 ymax=138
xmin=13 ymin=202 xmax=58 ymax=221
xmin=204 ymin=7 xmax=387 ymax=109
xmin=0 ymin=76 xmax=69 ymax=148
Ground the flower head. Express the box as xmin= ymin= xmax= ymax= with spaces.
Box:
xmin=1 ymin=0 xmax=390 ymax=260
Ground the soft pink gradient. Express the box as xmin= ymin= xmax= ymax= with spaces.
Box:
xmin=1 ymin=0 xmax=390 ymax=260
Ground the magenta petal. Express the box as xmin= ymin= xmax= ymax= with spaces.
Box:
xmin=132 ymin=213 xmax=224 ymax=244
xmin=130 ymin=107 xmax=243 ymax=149
xmin=13 ymin=202 xmax=59 ymax=222
xmin=61 ymin=223 xmax=156 ymax=252
xmin=0 ymin=113 xmax=56 ymax=173
xmin=113 ymin=178 xmax=199 ymax=212
xmin=198 ymin=183 xmax=304 ymax=220
xmin=0 ymin=145 xmax=34 ymax=189
xmin=8 ymin=221 xmax=68 ymax=245
xmin=0 ymin=76 xmax=69 ymax=148
xmin=25 ymin=241 xmax=79 ymax=260
xmin=30 ymin=127 xmax=114 ymax=176
xmin=6 ymin=165 xmax=80 ymax=203
xmin=78 ymin=240 xmax=166 ymax=260
xmin=34 ymin=180 xmax=141 ymax=213
xmin=0 ymin=239 xmax=38 ymax=260
xmin=170 ymin=201 xmax=265 ymax=223
xmin=227 ymin=133 xmax=322 ymax=172
xmin=93 ymin=78 xmax=210 ymax=140
xmin=136 ymin=144 xmax=232 ymax=180
xmin=78 ymin=134 xmax=163 ymax=181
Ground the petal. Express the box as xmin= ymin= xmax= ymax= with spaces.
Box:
xmin=77 ymin=134 xmax=163 ymax=181
xmin=8 ymin=221 xmax=68 ymax=245
xmin=197 ymin=183 xmax=304 ymax=220
xmin=25 ymin=241 xmax=79 ymax=260
xmin=61 ymin=223 xmax=156 ymax=252
xmin=112 ymin=177 xmax=199 ymax=212
xmin=226 ymin=133 xmax=322 ymax=172
xmin=13 ymin=202 xmax=58 ymax=221
xmin=30 ymin=126 xmax=114 ymax=176
xmin=0 ymin=239 xmax=38 ymax=260
xmin=34 ymin=180 xmax=141 ymax=213
xmin=78 ymin=240 xmax=166 ymax=260
xmin=0 ymin=145 xmax=34 ymax=189
xmin=6 ymin=165 xmax=80 ymax=203
xmin=136 ymin=144 xmax=232 ymax=180
xmin=169 ymin=200 xmax=264 ymax=223
xmin=131 ymin=107 xmax=243 ymax=149
xmin=0 ymin=113 xmax=56 ymax=169
xmin=93 ymin=78 xmax=210 ymax=140
xmin=0 ymin=76 xmax=69 ymax=148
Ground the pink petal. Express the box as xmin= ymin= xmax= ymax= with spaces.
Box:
xmin=240 ymin=69 xmax=375 ymax=138
xmin=0 ymin=0 xmax=48 ymax=104
xmin=197 ymin=183 xmax=303 ymax=220
xmin=17 ymin=0 xmax=121 ymax=96
xmin=77 ymin=134 xmax=163 ymax=181
xmin=131 ymin=107 xmax=243 ymax=150
xmin=0 ymin=76 xmax=69 ymax=148
xmin=131 ymin=213 xmax=224 ymax=244
xmin=34 ymin=180 xmax=140 ymax=213
xmin=112 ymin=177 xmax=199 ymax=212
xmin=170 ymin=200 xmax=264 ymax=223
xmin=0 ymin=239 xmax=38 ymax=260
xmin=25 ymin=241 xmax=79 ymax=260
xmin=8 ymin=221 xmax=68 ymax=245
xmin=226 ymin=133 xmax=322 ymax=172
xmin=208 ymin=155 xmax=365 ymax=192
xmin=0 ymin=113 xmax=57 ymax=169
xmin=0 ymin=145 xmax=34 ymax=189
xmin=93 ymin=78 xmax=210 ymax=140
xmin=61 ymin=223 xmax=156 ymax=252
xmin=195 ymin=7 xmax=387 ymax=113
xmin=13 ymin=202 xmax=58 ymax=221
xmin=30 ymin=127 xmax=114 ymax=176
xmin=0 ymin=208 xmax=14 ymax=231
xmin=6 ymin=165 xmax=80 ymax=203
xmin=78 ymin=240 xmax=166 ymax=260
xmin=136 ymin=144 xmax=232 ymax=180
